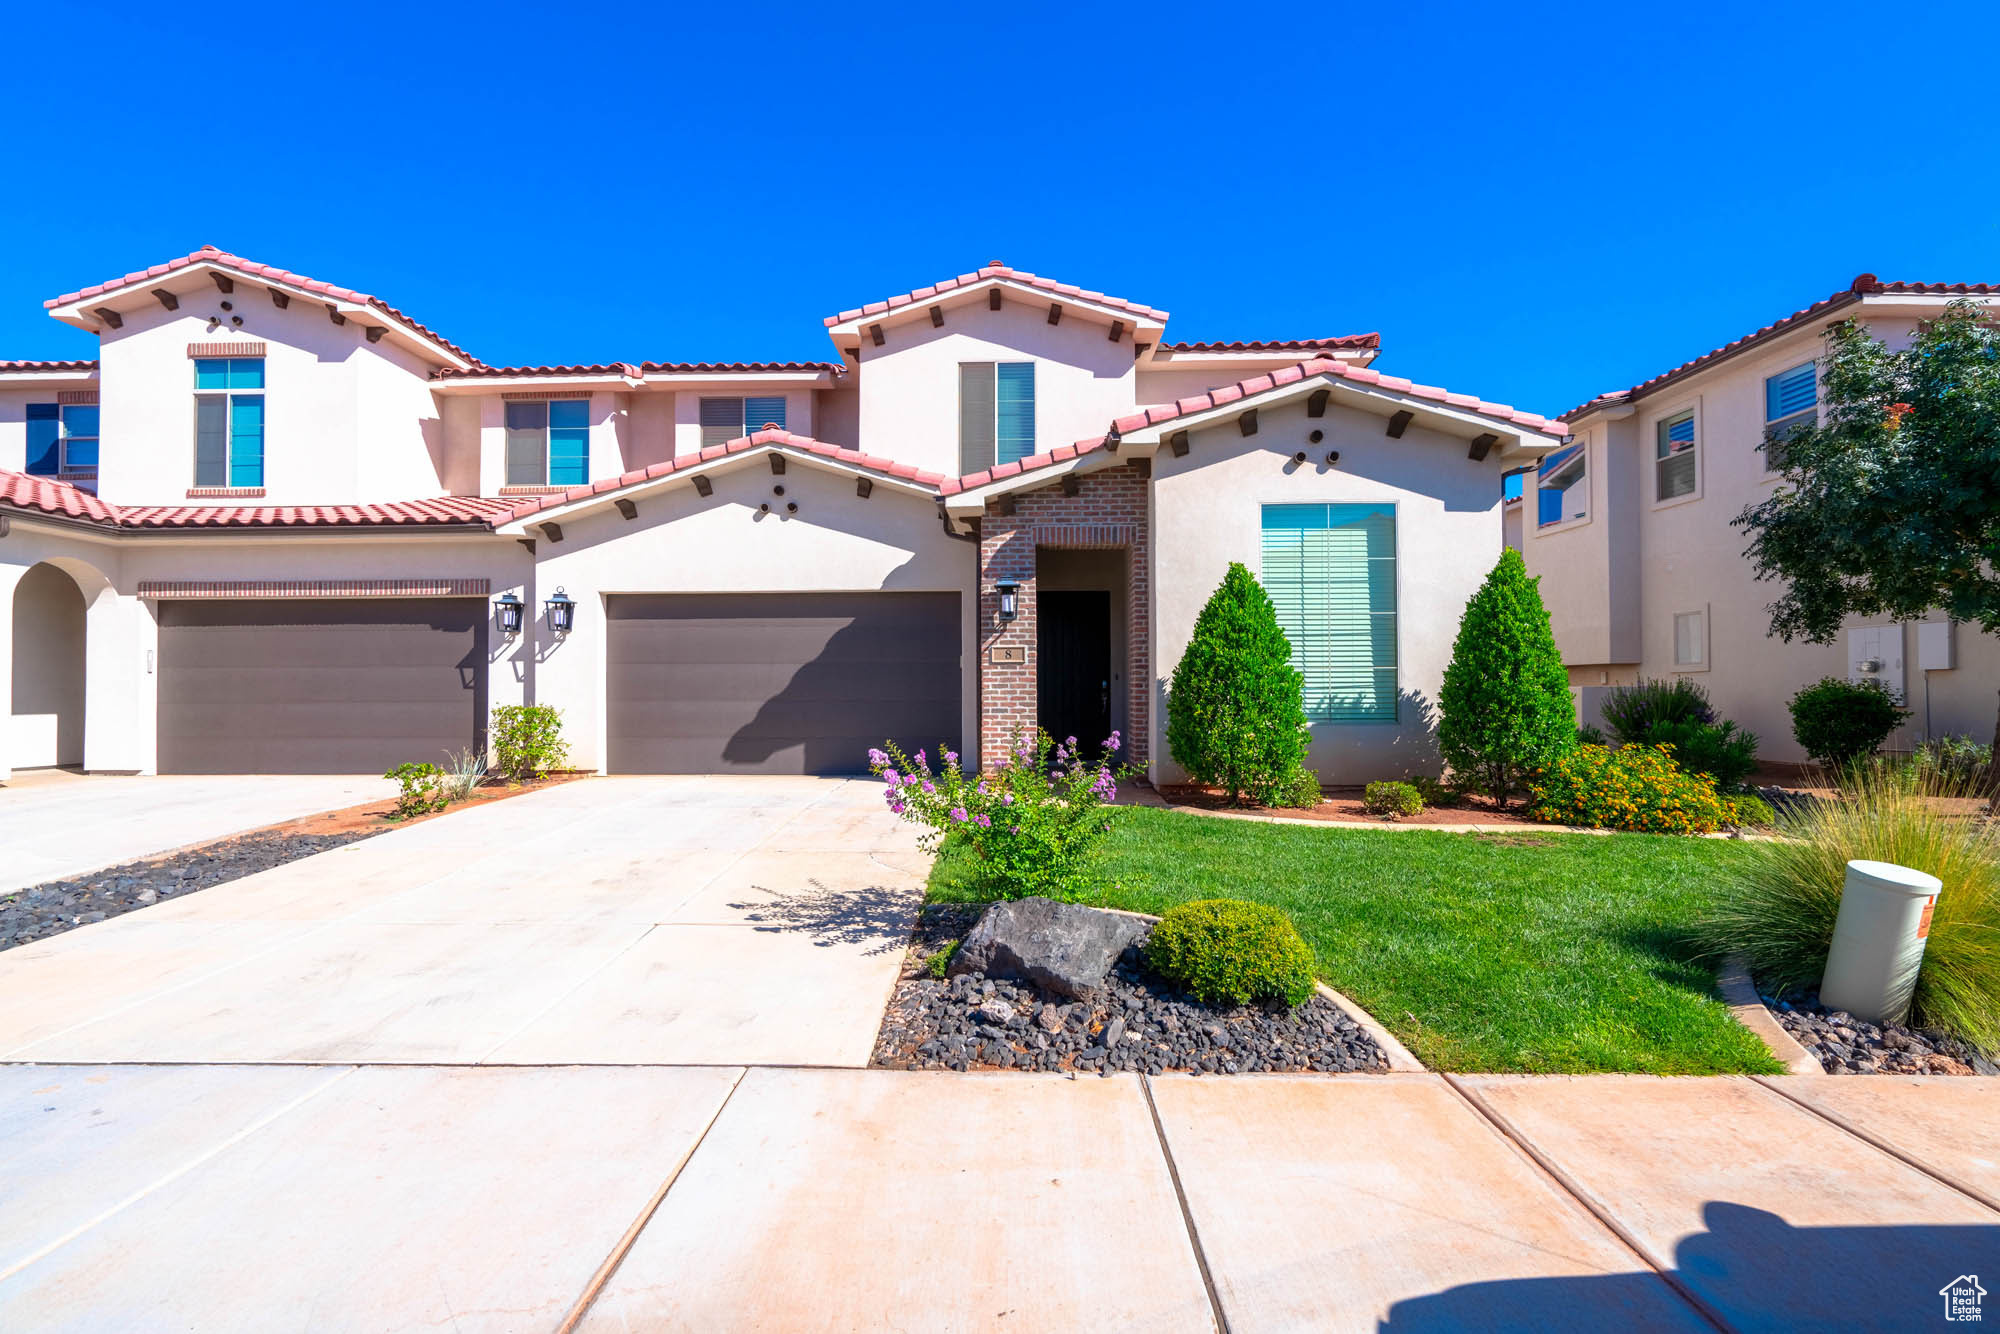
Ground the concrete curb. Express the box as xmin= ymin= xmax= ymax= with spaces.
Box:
xmin=1093 ymin=905 xmax=1428 ymax=1073
xmin=1718 ymin=953 xmax=1823 ymax=1076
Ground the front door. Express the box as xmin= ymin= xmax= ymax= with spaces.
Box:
xmin=1038 ymin=590 xmax=1111 ymax=756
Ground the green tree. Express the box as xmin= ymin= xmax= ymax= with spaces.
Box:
xmin=1438 ymin=548 xmax=1576 ymax=807
xmin=1166 ymin=562 xmax=1310 ymax=805
xmin=1736 ymin=300 xmax=2000 ymax=755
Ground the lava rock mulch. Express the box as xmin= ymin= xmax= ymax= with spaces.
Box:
xmin=1760 ymin=985 xmax=1999 ymax=1076
xmin=1 ymin=828 xmax=379 ymax=952
xmin=872 ymin=905 xmax=1387 ymax=1076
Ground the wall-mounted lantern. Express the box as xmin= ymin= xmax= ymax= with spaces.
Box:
xmin=995 ymin=577 xmax=1020 ymax=621
xmin=494 ymin=590 xmax=525 ymax=637
xmin=545 ymin=587 xmax=577 ymax=636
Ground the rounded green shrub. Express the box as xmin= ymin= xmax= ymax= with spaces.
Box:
xmin=1275 ymin=767 xmax=1323 ymax=810
xmin=1648 ymin=718 xmax=1760 ymax=789
xmin=1143 ymin=899 xmax=1315 ymax=1007
xmin=1788 ymin=677 xmax=1909 ymax=768
xmin=1437 ymin=549 xmax=1576 ymax=808
xmin=1524 ymin=743 xmax=1725 ymax=835
xmin=1363 ymin=780 xmax=1424 ymax=819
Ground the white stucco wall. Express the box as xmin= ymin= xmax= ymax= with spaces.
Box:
xmin=855 ymin=301 xmax=1139 ymax=478
xmin=527 ymin=457 xmax=979 ymax=772
xmin=9 ymin=560 xmax=87 ymax=767
xmin=90 ymin=293 xmax=453 ymax=507
xmin=1524 ymin=309 xmax=1998 ymax=760
xmin=1151 ymin=397 xmax=1515 ymax=785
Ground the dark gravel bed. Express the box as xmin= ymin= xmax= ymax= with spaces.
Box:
xmin=1759 ymin=985 xmax=1999 ymax=1076
xmin=873 ymin=908 xmax=1387 ymax=1076
xmin=1 ymin=828 xmax=379 ymax=951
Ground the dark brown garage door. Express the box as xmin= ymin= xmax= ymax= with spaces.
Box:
xmin=607 ymin=592 xmax=961 ymax=774
xmin=157 ymin=598 xmax=487 ymax=774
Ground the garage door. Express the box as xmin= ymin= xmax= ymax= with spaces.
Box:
xmin=607 ymin=592 xmax=961 ymax=774
xmin=157 ymin=598 xmax=487 ymax=774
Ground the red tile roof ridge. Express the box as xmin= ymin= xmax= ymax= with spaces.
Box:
xmin=1557 ymin=274 xmax=2000 ymax=424
xmin=1159 ymin=334 xmax=1380 ymax=352
xmin=45 ymin=246 xmax=479 ymax=366
xmin=500 ymin=428 xmax=949 ymax=522
xmin=940 ymin=357 xmax=1564 ymax=496
xmin=825 ymin=261 xmax=1169 ymax=328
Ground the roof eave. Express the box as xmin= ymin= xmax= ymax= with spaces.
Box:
xmin=824 ymin=276 xmax=1168 ymax=347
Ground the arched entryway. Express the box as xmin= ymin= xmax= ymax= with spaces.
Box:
xmin=10 ymin=561 xmax=88 ymax=769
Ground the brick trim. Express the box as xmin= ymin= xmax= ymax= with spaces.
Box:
xmin=56 ymin=390 xmax=99 ymax=405
xmin=185 ymin=487 xmax=267 ymax=499
xmin=498 ymin=484 xmax=567 ymax=496
xmin=137 ymin=578 xmax=492 ymax=600
xmin=186 ymin=341 xmax=267 ymax=359
xmin=501 ymin=390 xmax=589 ymax=401
xmin=1033 ymin=523 xmax=1134 ymax=549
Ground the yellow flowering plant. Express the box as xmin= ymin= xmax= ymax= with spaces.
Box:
xmin=1524 ymin=744 xmax=1725 ymax=835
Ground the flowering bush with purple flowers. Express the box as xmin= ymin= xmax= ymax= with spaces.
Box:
xmin=869 ymin=727 xmax=1125 ymax=902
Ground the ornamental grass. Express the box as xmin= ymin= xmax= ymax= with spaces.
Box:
xmin=1701 ymin=766 xmax=2000 ymax=1050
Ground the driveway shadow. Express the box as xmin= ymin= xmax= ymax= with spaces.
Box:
xmin=731 ymin=879 xmax=917 ymax=955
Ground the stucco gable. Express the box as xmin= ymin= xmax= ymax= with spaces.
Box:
xmin=824 ymin=262 xmax=1169 ymax=351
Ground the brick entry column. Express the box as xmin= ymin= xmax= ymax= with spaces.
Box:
xmin=977 ymin=463 xmax=1150 ymax=768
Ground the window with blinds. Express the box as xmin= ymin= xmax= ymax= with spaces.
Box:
xmin=1656 ymin=411 xmax=1697 ymax=501
xmin=193 ymin=357 xmax=266 ymax=487
xmin=1763 ymin=362 xmax=1816 ymax=469
xmin=959 ymin=362 xmax=1035 ymax=472
xmin=505 ymin=399 xmax=590 ymax=487
xmin=1261 ymin=503 xmax=1398 ymax=722
xmin=699 ymin=396 xmax=787 ymax=449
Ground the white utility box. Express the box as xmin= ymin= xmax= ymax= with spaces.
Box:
xmin=1917 ymin=620 xmax=1954 ymax=672
xmin=1819 ymin=859 xmax=1943 ymax=1024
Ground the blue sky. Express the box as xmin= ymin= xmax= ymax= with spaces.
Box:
xmin=5 ymin=1 xmax=1997 ymax=419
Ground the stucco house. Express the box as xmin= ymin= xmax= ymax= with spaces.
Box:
xmin=1522 ymin=274 xmax=1999 ymax=762
xmin=0 ymin=249 xmax=1560 ymax=783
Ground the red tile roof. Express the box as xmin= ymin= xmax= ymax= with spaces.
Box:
xmin=434 ymin=360 xmax=843 ymax=380
xmin=0 ymin=472 xmax=120 ymax=524
xmin=825 ymin=261 xmax=1170 ymax=329
xmin=45 ymin=246 xmax=478 ymax=366
xmin=0 ymin=472 xmax=513 ymax=530
xmin=1559 ymin=274 xmax=2000 ymax=423
xmin=502 ymin=429 xmax=946 ymax=522
xmin=0 ymin=359 xmax=98 ymax=372
xmin=1159 ymin=335 xmax=1380 ymax=353
xmin=942 ymin=358 xmax=1565 ymax=497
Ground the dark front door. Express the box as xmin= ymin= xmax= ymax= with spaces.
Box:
xmin=1038 ymin=590 xmax=1111 ymax=755
xmin=605 ymin=591 xmax=962 ymax=774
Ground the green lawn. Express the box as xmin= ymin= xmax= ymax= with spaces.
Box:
xmin=927 ymin=807 xmax=1782 ymax=1075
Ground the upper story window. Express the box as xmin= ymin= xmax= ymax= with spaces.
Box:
xmin=1535 ymin=443 xmax=1587 ymax=529
xmin=1261 ymin=503 xmax=1399 ymax=723
xmin=699 ymin=396 xmax=788 ymax=449
xmin=1763 ymin=362 xmax=1817 ymax=469
xmin=1655 ymin=410 xmax=1697 ymax=502
xmin=959 ymin=362 xmax=1035 ymax=473
xmin=25 ymin=403 xmax=99 ymax=484
xmin=505 ymin=399 xmax=589 ymax=487
xmin=193 ymin=357 xmax=265 ymax=488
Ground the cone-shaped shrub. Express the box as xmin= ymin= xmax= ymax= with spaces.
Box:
xmin=1437 ymin=548 xmax=1575 ymax=807
xmin=1167 ymin=562 xmax=1310 ymax=805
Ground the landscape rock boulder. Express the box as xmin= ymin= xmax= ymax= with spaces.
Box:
xmin=949 ymin=897 xmax=1151 ymax=999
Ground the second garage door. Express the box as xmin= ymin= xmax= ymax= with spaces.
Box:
xmin=157 ymin=598 xmax=488 ymax=775
xmin=607 ymin=592 xmax=961 ymax=774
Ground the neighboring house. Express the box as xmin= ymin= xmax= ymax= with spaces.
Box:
xmin=1522 ymin=275 xmax=2000 ymax=762
xmin=0 ymin=249 xmax=1559 ymax=782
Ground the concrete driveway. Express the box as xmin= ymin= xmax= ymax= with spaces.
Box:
xmin=0 ymin=776 xmax=927 ymax=1067
xmin=0 ymin=772 xmax=394 ymax=895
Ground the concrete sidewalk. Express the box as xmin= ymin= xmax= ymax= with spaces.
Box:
xmin=1 ymin=1065 xmax=1992 ymax=1331
xmin=0 ymin=773 xmax=394 ymax=894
